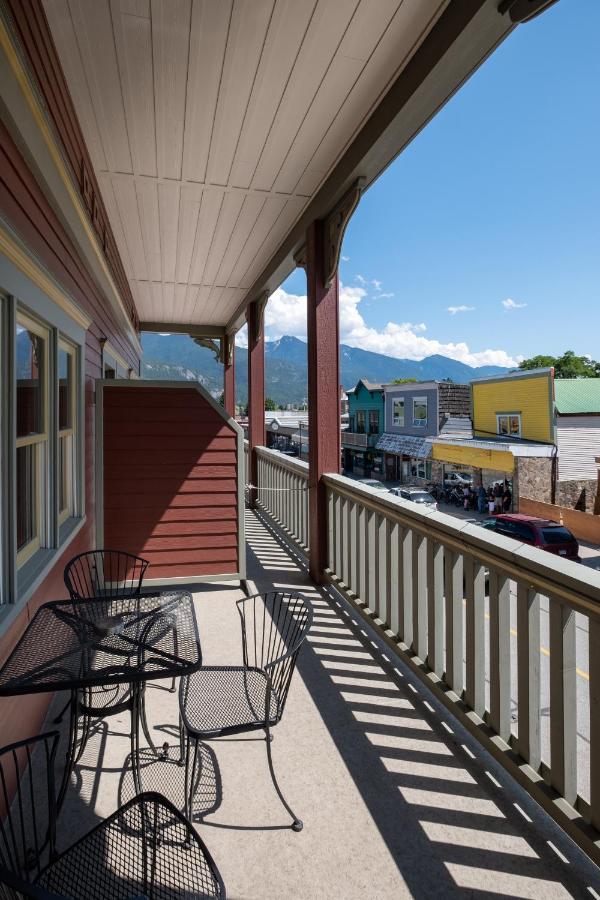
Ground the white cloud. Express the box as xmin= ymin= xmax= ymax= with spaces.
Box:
xmin=355 ymin=274 xmax=367 ymax=285
xmin=235 ymin=323 xmax=248 ymax=348
xmin=502 ymin=298 xmax=527 ymax=310
xmin=375 ymin=291 xmax=394 ymax=299
xmin=252 ymin=285 xmax=520 ymax=368
xmin=341 ymin=255 xmax=350 ymax=262
xmin=447 ymin=305 xmax=475 ymax=315
xmin=372 ymin=279 xmax=382 ymax=290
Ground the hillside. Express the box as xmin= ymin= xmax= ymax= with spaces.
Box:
xmin=141 ymin=333 xmax=508 ymax=406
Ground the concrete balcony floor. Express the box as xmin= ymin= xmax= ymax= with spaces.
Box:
xmin=53 ymin=509 xmax=600 ymax=899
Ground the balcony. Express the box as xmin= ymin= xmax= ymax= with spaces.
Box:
xmin=56 ymin=483 xmax=600 ymax=896
xmin=342 ymin=431 xmax=381 ymax=449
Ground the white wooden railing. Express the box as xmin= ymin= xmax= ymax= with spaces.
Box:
xmin=246 ymin=444 xmax=600 ymax=862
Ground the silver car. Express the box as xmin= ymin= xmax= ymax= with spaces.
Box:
xmin=389 ymin=487 xmax=438 ymax=511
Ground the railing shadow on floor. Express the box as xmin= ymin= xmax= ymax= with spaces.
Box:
xmin=246 ymin=508 xmax=600 ymax=899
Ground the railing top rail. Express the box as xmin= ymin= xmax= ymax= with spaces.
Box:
xmin=255 ymin=445 xmax=309 ymax=477
xmin=323 ymin=472 xmax=600 ymax=619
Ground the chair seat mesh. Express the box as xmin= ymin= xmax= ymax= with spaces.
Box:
xmin=180 ymin=667 xmax=280 ymax=736
xmin=38 ymin=794 xmax=223 ymax=899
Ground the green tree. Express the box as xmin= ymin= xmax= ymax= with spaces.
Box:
xmin=391 ymin=377 xmax=418 ymax=384
xmin=519 ymin=350 xmax=600 ymax=378
xmin=264 ymin=397 xmax=277 ymax=411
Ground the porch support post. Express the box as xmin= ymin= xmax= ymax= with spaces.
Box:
xmin=247 ymin=295 xmax=267 ymax=508
xmin=306 ymin=219 xmax=340 ymax=583
xmin=223 ymin=333 xmax=235 ymax=417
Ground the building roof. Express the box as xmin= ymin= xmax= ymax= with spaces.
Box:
xmin=376 ymin=434 xmax=432 ymax=458
xmin=554 ymin=379 xmax=600 ymax=414
xmin=347 ymin=380 xmax=383 ymax=395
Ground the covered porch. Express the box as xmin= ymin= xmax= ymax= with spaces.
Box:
xmin=54 ymin=507 xmax=599 ymax=898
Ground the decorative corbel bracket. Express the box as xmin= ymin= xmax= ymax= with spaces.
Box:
xmin=194 ymin=336 xmax=221 ymax=361
xmin=223 ymin=334 xmax=234 ymax=366
xmin=293 ymin=244 xmax=307 ymax=270
xmin=323 ymin=177 xmax=365 ymax=288
xmin=247 ymin=291 xmax=269 ymax=341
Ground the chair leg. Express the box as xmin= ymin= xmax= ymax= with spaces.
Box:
xmin=265 ymin=722 xmax=303 ymax=832
xmin=183 ymin=734 xmax=201 ymax=823
xmin=139 ymin=684 xmax=158 ymax=755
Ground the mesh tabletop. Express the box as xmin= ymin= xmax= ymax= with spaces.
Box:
xmin=0 ymin=592 xmax=201 ymax=696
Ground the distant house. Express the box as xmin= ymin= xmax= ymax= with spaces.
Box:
xmin=378 ymin=381 xmax=471 ymax=484
xmin=343 ymin=380 xmax=384 ymax=477
xmin=555 ymin=379 xmax=600 ymax=511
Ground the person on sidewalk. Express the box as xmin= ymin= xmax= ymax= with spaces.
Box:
xmin=478 ymin=484 xmax=487 ymax=514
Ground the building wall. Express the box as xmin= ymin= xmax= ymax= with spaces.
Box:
xmin=437 ymin=383 xmax=471 ymax=422
xmin=472 ymin=371 xmax=554 ymax=443
xmin=557 ymin=416 xmax=600 ymax=481
xmin=513 ymin=457 xmax=554 ymax=509
xmin=384 ymin=385 xmax=438 ymax=437
xmin=0 ymin=120 xmax=139 ymax=748
xmin=347 ymin=383 xmax=384 ymax=432
xmin=555 ymin=479 xmax=598 ymax=513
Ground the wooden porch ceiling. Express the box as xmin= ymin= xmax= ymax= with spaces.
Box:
xmin=42 ymin=0 xmax=514 ymax=335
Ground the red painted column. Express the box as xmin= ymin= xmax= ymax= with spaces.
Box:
xmin=247 ymin=299 xmax=265 ymax=508
xmin=223 ymin=333 xmax=235 ymax=417
xmin=306 ymin=220 xmax=340 ymax=583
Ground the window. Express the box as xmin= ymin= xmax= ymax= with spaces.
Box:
xmin=368 ymin=410 xmax=379 ymax=434
xmin=409 ymin=458 xmax=431 ymax=480
xmin=58 ymin=340 xmax=77 ymax=524
xmin=392 ymin=398 xmax=405 ymax=427
xmin=496 ymin=413 xmax=521 ymax=437
xmin=16 ymin=313 xmax=49 ymax=566
xmin=356 ymin=410 xmax=366 ymax=433
xmin=413 ymin=397 xmax=427 ymax=427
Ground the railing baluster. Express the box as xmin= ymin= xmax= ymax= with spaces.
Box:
xmin=427 ymin=539 xmax=444 ymax=677
xmin=358 ymin=505 xmax=367 ymax=605
xmin=464 ymin=555 xmax=485 ymax=717
xmin=590 ymin=617 xmax=600 ymax=830
xmin=366 ymin=510 xmax=376 ymax=610
xmin=327 ymin=488 xmax=334 ymax=571
xmin=549 ymin=597 xmax=577 ymax=805
xmin=389 ymin=522 xmax=400 ymax=636
xmin=399 ymin=527 xmax=413 ymax=647
xmin=489 ymin=569 xmax=511 ymax=741
xmin=349 ymin=501 xmax=358 ymax=597
xmin=411 ymin=532 xmax=427 ymax=661
xmin=378 ymin=515 xmax=389 ymax=626
xmin=516 ymin=583 xmax=541 ymax=770
xmin=444 ymin=549 xmax=463 ymax=694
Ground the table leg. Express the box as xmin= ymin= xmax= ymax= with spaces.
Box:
xmin=57 ymin=689 xmax=79 ymax=811
xmin=131 ymin=681 xmax=143 ymax=796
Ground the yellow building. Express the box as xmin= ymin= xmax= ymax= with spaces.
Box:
xmin=471 ymin=368 xmax=555 ymax=444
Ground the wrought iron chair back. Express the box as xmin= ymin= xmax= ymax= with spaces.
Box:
xmin=64 ymin=550 xmax=149 ymax=602
xmin=0 ymin=733 xmax=59 ymax=889
xmin=236 ymin=591 xmax=313 ymax=721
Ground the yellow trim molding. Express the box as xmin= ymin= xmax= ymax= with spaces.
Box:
xmin=0 ymin=224 xmax=92 ymax=330
xmin=432 ymin=442 xmax=514 ymax=474
xmin=0 ymin=15 xmax=141 ymax=356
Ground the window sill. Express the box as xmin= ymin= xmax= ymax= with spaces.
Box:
xmin=15 ymin=516 xmax=86 ymax=609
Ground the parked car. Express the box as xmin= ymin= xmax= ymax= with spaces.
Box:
xmin=481 ymin=514 xmax=580 ymax=561
xmin=358 ymin=478 xmax=389 ymax=492
xmin=444 ymin=472 xmax=472 ymax=487
xmin=389 ymin=487 xmax=438 ymax=511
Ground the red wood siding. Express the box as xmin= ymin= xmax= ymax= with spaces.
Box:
xmin=3 ymin=0 xmax=138 ymax=329
xmin=102 ymin=386 xmax=240 ymax=580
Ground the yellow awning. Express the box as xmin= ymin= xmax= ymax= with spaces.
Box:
xmin=432 ymin=443 xmax=514 ymax=473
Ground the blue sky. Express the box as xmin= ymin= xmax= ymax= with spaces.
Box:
xmin=266 ymin=0 xmax=599 ymax=368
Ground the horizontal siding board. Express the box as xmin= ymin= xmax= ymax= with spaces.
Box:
xmin=101 ymin=384 xmax=240 ymax=579
xmin=557 ymin=418 xmax=600 ymax=481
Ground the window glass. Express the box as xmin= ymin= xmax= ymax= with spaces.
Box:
xmin=413 ymin=398 xmax=427 ymax=426
xmin=58 ymin=346 xmax=73 ymax=430
xmin=393 ymin=399 xmax=405 ymax=426
xmin=541 ymin=526 xmax=573 ymax=544
xmin=369 ymin=410 xmax=379 ymax=434
xmin=16 ymin=325 xmax=44 ymax=437
xmin=497 ymin=414 xmax=521 ymax=437
xmin=515 ymin=523 xmax=534 ymax=542
xmin=16 ymin=444 xmax=37 ymax=552
xmin=356 ymin=410 xmax=366 ymax=433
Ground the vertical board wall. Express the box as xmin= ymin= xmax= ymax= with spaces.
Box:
xmin=98 ymin=382 xmax=245 ymax=584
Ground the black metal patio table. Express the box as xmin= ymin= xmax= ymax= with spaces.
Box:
xmin=0 ymin=590 xmax=201 ymax=807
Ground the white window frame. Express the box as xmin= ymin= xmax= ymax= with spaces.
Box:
xmin=15 ymin=311 xmax=49 ymax=567
xmin=496 ymin=413 xmax=521 ymax=438
xmin=58 ymin=338 xmax=78 ymax=526
xmin=392 ymin=398 xmax=405 ymax=427
xmin=413 ymin=397 xmax=428 ymax=427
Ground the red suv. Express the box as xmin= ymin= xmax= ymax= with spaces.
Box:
xmin=482 ymin=514 xmax=580 ymax=561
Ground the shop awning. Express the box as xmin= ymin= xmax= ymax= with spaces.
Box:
xmin=376 ymin=434 xmax=432 ymax=457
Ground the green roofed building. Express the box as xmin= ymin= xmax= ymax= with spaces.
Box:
xmin=555 ymin=378 xmax=600 ymax=511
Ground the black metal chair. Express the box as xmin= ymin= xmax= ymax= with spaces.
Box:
xmin=61 ymin=550 xmax=168 ymax=755
xmin=0 ymin=733 xmax=225 ymax=899
xmin=179 ymin=591 xmax=313 ymax=831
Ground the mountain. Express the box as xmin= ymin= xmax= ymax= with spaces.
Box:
xmin=141 ymin=333 xmax=509 ymax=406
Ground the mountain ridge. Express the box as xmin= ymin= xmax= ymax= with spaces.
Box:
xmin=142 ymin=333 xmax=509 ymax=406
